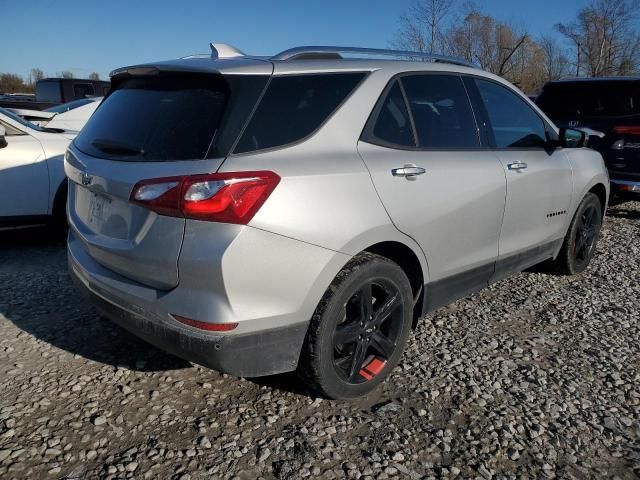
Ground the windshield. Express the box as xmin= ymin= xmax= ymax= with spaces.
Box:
xmin=536 ymin=81 xmax=640 ymax=119
xmin=45 ymin=98 xmax=96 ymax=113
xmin=0 ymin=107 xmax=40 ymax=130
xmin=0 ymin=107 xmax=65 ymax=133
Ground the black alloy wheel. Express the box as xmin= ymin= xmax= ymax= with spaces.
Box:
xmin=546 ymin=192 xmax=603 ymax=275
xmin=298 ymin=252 xmax=414 ymax=399
xmin=573 ymin=203 xmax=600 ymax=268
xmin=332 ymin=280 xmax=404 ymax=384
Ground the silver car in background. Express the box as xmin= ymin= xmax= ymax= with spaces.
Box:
xmin=65 ymin=44 xmax=609 ymax=399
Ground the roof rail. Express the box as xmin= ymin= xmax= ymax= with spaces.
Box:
xmin=271 ymin=46 xmax=477 ymax=68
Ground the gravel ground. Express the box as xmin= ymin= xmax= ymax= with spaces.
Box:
xmin=0 ymin=200 xmax=639 ymax=480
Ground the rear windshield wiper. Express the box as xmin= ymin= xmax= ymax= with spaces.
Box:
xmin=91 ymin=139 xmax=143 ymax=157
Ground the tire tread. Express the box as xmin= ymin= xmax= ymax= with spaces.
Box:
xmin=547 ymin=192 xmax=602 ymax=275
xmin=297 ymin=252 xmax=404 ymax=398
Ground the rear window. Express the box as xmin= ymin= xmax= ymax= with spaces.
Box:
xmin=73 ymin=83 xmax=95 ymax=99
xmin=233 ymin=72 xmax=366 ymax=154
xmin=74 ymin=73 xmax=267 ymax=161
xmin=536 ymin=81 xmax=640 ymax=119
xmin=37 ymin=81 xmax=62 ymax=103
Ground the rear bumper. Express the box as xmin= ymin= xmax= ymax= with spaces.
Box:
xmin=67 ymin=221 xmax=350 ymax=377
xmin=69 ymin=249 xmax=308 ymax=377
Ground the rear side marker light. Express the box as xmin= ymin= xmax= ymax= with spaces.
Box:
xmin=618 ymin=184 xmax=640 ymax=192
xmin=130 ymin=171 xmax=280 ymax=225
xmin=613 ymin=126 xmax=640 ymax=136
xmin=172 ymin=315 xmax=238 ymax=332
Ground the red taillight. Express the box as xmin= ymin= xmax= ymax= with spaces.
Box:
xmin=130 ymin=171 xmax=280 ymax=225
xmin=173 ymin=315 xmax=238 ymax=332
xmin=613 ymin=126 xmax=640 ymax=136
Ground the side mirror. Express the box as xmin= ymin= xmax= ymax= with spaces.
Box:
xmin=559 ymin=127 xmax=586 ymax=148
xmin=578 ymin=127 xmax=606 ymax=149
xmin=0 ymin=125 xmax=7 ymax=149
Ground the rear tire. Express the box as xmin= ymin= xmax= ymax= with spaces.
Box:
xmin=298 ymin=252 xmax=413 ymax=399
xmin=548 ymin=192 xmax=602 ymax=275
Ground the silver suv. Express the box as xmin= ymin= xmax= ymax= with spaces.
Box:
xmin=65 ymin=44 xmax=609 ymax=399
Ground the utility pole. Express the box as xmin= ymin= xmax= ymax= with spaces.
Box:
xmin=576 ymin=41 xmax=581 ymax=76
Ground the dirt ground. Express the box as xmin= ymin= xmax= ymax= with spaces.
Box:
xmin=0 ymin=200 xmax=639 ymax=479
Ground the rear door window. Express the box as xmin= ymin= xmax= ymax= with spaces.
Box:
xmin=402 ymin=74 xmax=480 ymax=148
xmin=74 ymin=74 xmax=267 ymax=161
xmin=234 ymin=73 xmax=366 ymax=154
xmin=365 ymin=80 xmax=416 ymax=148
xmin=475 ymin=79 xmax=547 ymax=149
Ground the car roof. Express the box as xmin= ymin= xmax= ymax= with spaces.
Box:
xmin=111 ymin=55 xmax=496 ymax=83
xmin=111 ymin=43 xmax=493 ymax=79
xmin=546 ymin=76 xmax=640 ymax=84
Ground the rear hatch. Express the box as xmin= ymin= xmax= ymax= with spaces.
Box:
xmin=65 ymin=68 xmax=270 ymax=289
xmin=535 ymin=80 xmax=640 ymax=179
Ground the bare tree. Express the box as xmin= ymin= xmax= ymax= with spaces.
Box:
xmin=390 ymin=0 xmax=639 ymax=93
xmin=88 ymin=72 xmax=101 ymax=80
xmin=57 ymin=71 xmax=75 ymax=79
xmin=538 ymin=35 xmax=570 ymax=80
xmin=507 ymin=37 xmax=547 ymax=93
xmin=444 ymin=4 xmax=528 ymax=76
xmin=0 ymin=73 xmax=29 ymax=94
xmin=392 ymin=0 xmax=455 ymax=54
xmin=28 ymin=68 xmax=45 ymax=86
xmin=556 ymin=0 xmax=640 ymax=76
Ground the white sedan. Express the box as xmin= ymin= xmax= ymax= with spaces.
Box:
xmin=46 ymin=99 xmax=101 ymax=131
xmin=0 ymin=108 xmax=76 ymax=229
xmin=7 ymin=97 xmax=101 ymax=131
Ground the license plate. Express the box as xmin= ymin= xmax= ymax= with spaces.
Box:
xmin=88 ymin=193 xmax=111 ymax=227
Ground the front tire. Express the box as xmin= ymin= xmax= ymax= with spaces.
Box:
xmin=298 ymin=253 xmax=414 ymax=399
xmin=549 ymin=192 xmax=602 ymax=275
xmin=51 ymin=181 xmax=68 ymax=229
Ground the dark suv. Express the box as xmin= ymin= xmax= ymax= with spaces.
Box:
xmin=536 ymin=77 xmax=640 ymax=198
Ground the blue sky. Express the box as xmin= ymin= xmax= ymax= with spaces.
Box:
xmin=1 ymin=0 xmax=589 ymax=80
